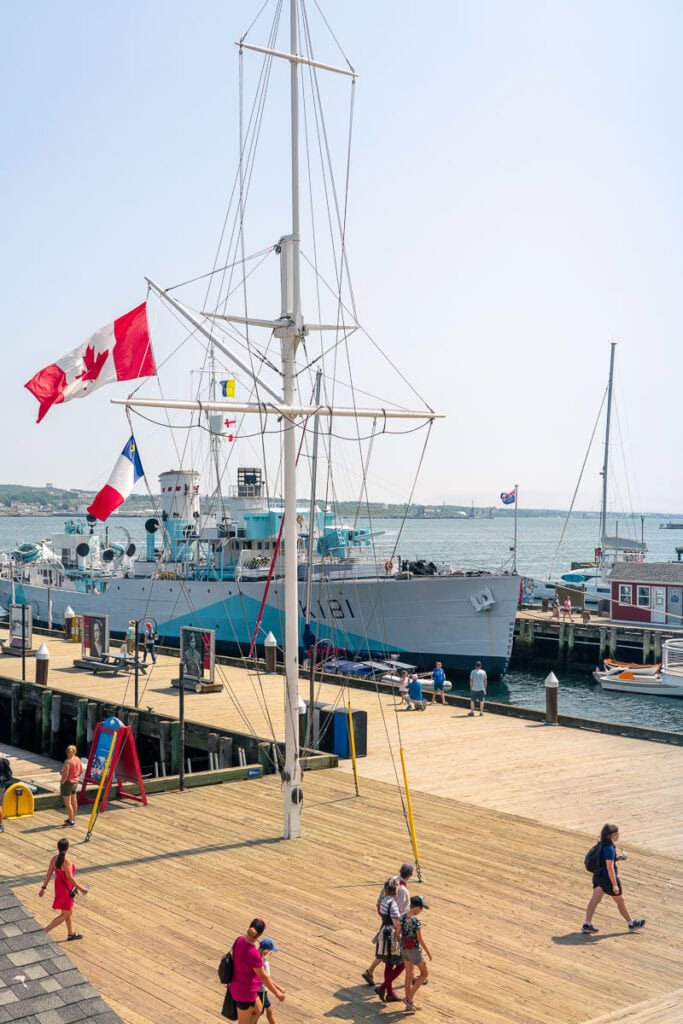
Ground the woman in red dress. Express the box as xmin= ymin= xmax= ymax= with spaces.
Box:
xmin=38 ymin=838 xmax=89 ymax=940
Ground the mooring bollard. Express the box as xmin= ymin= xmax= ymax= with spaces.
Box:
xmin=264 ymin=631 xmax=277 ymax=674
xmin=35 ymin=643 xmax=50 ymax=686
xmin=544 ymin=671 xmax=559 ymax=724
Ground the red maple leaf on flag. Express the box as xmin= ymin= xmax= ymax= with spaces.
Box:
xmin=76 ymin=343 xmax=109 ymax=384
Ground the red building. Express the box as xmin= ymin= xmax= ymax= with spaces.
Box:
xmin=609 ymin=562 xmax=683 ymax=626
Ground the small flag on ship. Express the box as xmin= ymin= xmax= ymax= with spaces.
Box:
xmin=87 ymin=435 xmax=144 ymax=521
xmin=219 ymin=379 xmax=236 ymax=397
xmin=500 ymin=488 xmax=516 ymax=505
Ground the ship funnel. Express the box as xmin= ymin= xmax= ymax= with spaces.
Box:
xmin=159 ymin=469 xmax=200 ymax=521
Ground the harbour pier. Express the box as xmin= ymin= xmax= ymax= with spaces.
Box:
xmin=1 ymin=630 xmax=683 ymax=1022
xmin=514 ymin=607 xmax=683 ymax=670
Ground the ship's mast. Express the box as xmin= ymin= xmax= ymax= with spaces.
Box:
xmin=121 ymin=8 xmax=442 ymax=843
xmin=599 ymin=342 xmax=617 ymax=548
xmin=275 ymin=0 xmax=305 ymax=840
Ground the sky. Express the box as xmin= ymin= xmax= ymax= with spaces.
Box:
xmin=1 ymin=0 xmax=681 ymax=513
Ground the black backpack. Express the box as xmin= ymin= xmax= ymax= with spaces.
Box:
xmin=0 ymin=758 xmax=12 ymax=787
xmin=584 ymin=842 xmax=602 ymax=873
xmin=218 ymin=947 xmax=234 ymax=985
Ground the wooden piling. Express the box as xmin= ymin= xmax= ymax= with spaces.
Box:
xmin=567 ymin=625 xmax=575 ymax=661
xmin=128 ymin=711 xmax=139 ymax=741
xmin=11 ymin=683 xmax=21 ymax=746
xmin=87 ymin=702 xmax=98 ymax=742
xmin=50 ymin=693 xmax=61 ymax=758
xmin=654 ymin=632 xmax=663 ymax=661
xmin=218 ymin=736 xmax=233 ymax=768
xmin=159 ymin=721 xmax=171 ymax=771
xmin=609 ymin=628 xmax=618 ymax=658
xmin=599 ymin=627 xmax=608 ymax=663
xmin=76 ymin=697 xmax=88 ymax=751
xmin=643 ymin=630 xmax=653 ymax=663
xmin=41 ymin=689 xmax=51 ymax=754
xmin=170 ymin=721 xmax=180 ymax=774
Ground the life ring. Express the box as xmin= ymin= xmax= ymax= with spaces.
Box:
xmin=384 ymin=559 xmax=394 ymax=575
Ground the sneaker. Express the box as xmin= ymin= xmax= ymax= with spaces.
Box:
xmin=375 ymin=987 xmax=387 ymax=1003
xmin=0 ymin=823 xmax=5 ymax=832
xmin=361 ymin=970 xmax=374 ymax=986
xmin=581 ymin=923 xmax=598 ymax=934
xmin=479 ymin=711 xmax=484 ymax=716
xmin=63 ymin=820 xmax=76 ymax=827
xmin=467 ymin=711 xmax=475 ymax=717
xmin=67 ymin=933 xmax=83 ymax=941
xmin=628 ymin=919 xmax=645 ymax=930
xmin=386 ymin=994 xmax=403 ymax=1003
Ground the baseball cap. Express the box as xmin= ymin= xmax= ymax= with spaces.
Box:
xmin=400 ymin=863 xmax=414 ymax=878
xmin=146 ymin=622 xmax=152 ymax=628
xmin=249 ymin=918 xmax=266 ymax=936
xmin=410 ymin=895 xmax=429 ymax=909
xmin=259 ymin=937 xmax=279 ymax=952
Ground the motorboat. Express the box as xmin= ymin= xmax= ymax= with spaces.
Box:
xmin=602 ymin=659 xmax=661 ymax=677
xmin=595 ymin=640 xmax=683 ymax=695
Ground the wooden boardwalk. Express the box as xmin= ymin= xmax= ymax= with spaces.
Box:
xmin=1 ymin=631 xmax=683 ymax=1022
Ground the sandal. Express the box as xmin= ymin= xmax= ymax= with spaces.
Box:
xmin=362 ymin=970 xmax=375 ymax=986
xmin=67 ymin=933 xmax=83 ymax=941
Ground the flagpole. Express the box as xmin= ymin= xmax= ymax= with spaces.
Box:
xmin=513 ymin=484 xmax=518 ymax=573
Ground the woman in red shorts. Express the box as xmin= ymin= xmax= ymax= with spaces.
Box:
xmin=229 ymin=918 xmax=286 ymax=1023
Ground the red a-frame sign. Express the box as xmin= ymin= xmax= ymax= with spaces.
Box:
xmin=78 ymin=717 xmax=147 ymax=813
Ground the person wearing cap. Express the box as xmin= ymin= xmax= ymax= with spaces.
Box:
xmin=141 ymin=621 xmax=157 ymax=665
xmin=400 ymin=895 xmax=432 ymax=1013
xmin=468 ymin=660 xmax=487 ymax=716
xmin=227 ymin=918 xmax=286 ymax=1023
xmin=362 ymin=863 xmax=414 ymax=988
xmin=258 ymin=937 xmax=280 ymax=1024
xmin=126 ymin=619 xmax=136 ymax=656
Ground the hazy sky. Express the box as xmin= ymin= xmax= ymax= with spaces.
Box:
xmin=2 ymin=1 xmax=681 ymax=512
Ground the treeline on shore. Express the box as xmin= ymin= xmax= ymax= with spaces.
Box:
xmin=0 ymin=483 xmax=676 ymax=519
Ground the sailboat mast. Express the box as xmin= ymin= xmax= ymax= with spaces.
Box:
xmin=599 ymin=342 xmax=617 ymax=546
xmin=280 ymin=0 xmax=304 ymax=840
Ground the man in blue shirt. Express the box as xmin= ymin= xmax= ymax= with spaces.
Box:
xmin=407 ymin=674 xmax=426 ymax=711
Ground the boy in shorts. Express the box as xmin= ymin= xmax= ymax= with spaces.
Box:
xmin=400 ymin=895 xmax=432 ymax=1012
xmin=258 ymin=936 xmax=280 ymax=1022
xmin=430 ymin=661 xmax=447 ymax=705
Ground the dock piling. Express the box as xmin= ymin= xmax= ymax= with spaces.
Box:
xmin=50 ymin=693 xmax=61 ymax=757
xmin=41 ymin=689 xmax=51 ymax=753
xmin=544 ymin=672 xmax=559 ymax=725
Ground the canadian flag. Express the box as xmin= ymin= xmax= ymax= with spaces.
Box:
xmin=25 ymin=303 xmax=155 ymax=423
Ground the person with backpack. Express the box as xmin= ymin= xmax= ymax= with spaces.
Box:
xmin=0 ymin=753 xmax=13 ymax=832
xmin=362 ymin=863 xmax=414 ymax=991
xmin=226 ymin=918 xmax=286 ymax=1023
xmin=366 ymin=878 xmax=404 ymax=1003
xmin=582 ymin=823 xmax=645 ymax=934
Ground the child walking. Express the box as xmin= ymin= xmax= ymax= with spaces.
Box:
xmin=400 ymin=895 xmax=432 ymax=1012
xmin=258 ymin=937 xmax=280 ymax=1023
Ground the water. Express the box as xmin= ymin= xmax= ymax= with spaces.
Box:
xmin=2 ymin=513 xmax=682 ymax=733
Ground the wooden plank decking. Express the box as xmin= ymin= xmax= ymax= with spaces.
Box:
xmin=1 ymin=631 xmax=683 ymax=1022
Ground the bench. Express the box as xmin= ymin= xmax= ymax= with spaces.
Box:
xmin=72 ymin=653 xmax=147 ymax=676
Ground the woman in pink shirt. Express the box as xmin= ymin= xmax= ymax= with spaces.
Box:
xmin=228 ymin=918 xmax=286 ymax=1023
xmin=60 ymin=745 xmax=81 ymax=827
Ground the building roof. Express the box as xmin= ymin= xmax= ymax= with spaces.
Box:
xmin=608 ymin=561 xmax=683 ymax=584
xmin=0 ymin=880 xmax=123 ymax=1024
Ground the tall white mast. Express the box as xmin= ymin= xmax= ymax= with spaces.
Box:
xmin=119 ymin=10 xmax=441 ymax=843
xmin=274 ymin=0 xmax=304 ymax=840
xmin=599 ymin=342 xmax=617 ymax=548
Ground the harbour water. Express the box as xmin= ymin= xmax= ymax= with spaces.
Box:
xmin=2 ymin=512 xmax=682 ymax=733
